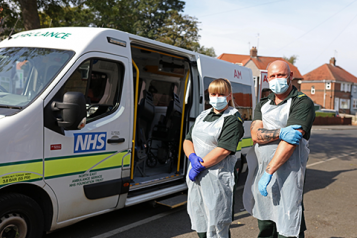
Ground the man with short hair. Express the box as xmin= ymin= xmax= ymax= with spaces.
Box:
xmin=243 ymin=60 xmax=315 ymax=238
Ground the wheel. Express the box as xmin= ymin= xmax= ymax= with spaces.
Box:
xmin=0 ymin=193 xmax=44 ymax=238
xmin=146 ymin=154 xmax=157 ymax=168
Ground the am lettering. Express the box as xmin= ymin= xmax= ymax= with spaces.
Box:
xmin=234 ymin=69 xmax=242 ymax=79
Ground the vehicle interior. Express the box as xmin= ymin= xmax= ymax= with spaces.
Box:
xmin=131 ymin=45 xmax=190 ymax=189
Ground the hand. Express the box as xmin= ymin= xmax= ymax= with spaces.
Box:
xmin=279 ymin=125 xmax=303 ymax=145
xmin=189 ymin=153 xmax=205 ymax=171
xmin=189 ymin=168 xmax=201 ymax=181
xmin=258 ymin=171 xmax=273 ymax=196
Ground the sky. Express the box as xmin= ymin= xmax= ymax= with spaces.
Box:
xmin=183 ymin=0 xmax=357 ymax=76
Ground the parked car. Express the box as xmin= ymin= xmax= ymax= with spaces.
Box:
xmin=314 ymin=103 xmax=322 ymax=111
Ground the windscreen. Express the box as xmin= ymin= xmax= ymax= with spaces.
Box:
xmin=0 ymin=47 xmax=74 ymax=109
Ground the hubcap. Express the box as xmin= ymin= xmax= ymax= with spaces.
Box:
xmin=0 ymin=213 xmax=27 ymax=238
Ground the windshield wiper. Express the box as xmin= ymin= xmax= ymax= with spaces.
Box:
xmin=0 ymin=104 xmax=22 ymax=109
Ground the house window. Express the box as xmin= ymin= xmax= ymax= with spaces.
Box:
xmin=341 ymin=83 xmax=344 ymax=91
xmin=311 ymin=86 xmax=315 ymax=95
xmin=345 ymin=83 xmax=350 ymax=92
xmin=326 ymin=82 xmax=331 ymax=90
xmin=353 ymin=99 xmax=357 ymax=109
xmin=354 ymin=85 xmax=357 ymax=93
xmin=340 ymin=99 xmax=350 ymax=109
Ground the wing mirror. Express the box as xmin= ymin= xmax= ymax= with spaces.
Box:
xmin=51 ymin=92 xmax=86 ymax=130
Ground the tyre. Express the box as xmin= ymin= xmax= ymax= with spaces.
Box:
xmin=0 ymin=193 xmax=44 ymax=238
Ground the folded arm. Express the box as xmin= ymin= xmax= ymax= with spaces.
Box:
xmin=265 ymin=129 xmax=305 ymax=174
xmin=200 ymin=147 xmax=231 ymax=168
xmin=251 ymin=120 xmax=280 ymax=144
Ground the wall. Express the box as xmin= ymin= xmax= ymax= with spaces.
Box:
xmin=313 ymin=117 xmax=352 ymax=125
xmin=301 ymin=81 xmax=351 ymax=114
xmin=300 ymin=82 xmax=334 ymax=109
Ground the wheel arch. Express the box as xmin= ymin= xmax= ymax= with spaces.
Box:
xmin=0 ymin=183 xmax=53 ymax=232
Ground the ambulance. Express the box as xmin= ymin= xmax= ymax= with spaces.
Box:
xmin=0 ymin=27 xmax=255 ymax=237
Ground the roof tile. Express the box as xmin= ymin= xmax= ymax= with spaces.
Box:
xmin=217 ymin=53 xmax=303 ymax=79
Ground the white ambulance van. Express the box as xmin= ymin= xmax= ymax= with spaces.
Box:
xmin=0 ymin=27 xmax=255 ymax=237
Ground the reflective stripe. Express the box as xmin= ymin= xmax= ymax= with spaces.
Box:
xmin=0 ymin=151 xmax=130 ymax=186
xmin=0 ymin=159 xmax=43 ymax=186
xmin=45 ymin=151 xmax=129 ymax=179
xmin=236 ymin=137 xmax=253 ymax=151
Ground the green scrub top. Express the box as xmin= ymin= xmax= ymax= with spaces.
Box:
xmin=253 ymin=86 xmax=315 ymax=140
xmin=185 ymin=108 xmax=244 ymax=154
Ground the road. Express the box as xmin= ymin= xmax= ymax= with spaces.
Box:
xmin=45 ymin=127 xmax=357 ymax=238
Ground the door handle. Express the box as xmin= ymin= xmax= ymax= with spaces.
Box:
xmin=107 ymin=138 xmax=125 ymax=144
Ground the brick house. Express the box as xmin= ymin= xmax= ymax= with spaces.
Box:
xmin=300 ymin=57 xmax=357 ymax=115
xmin=217 ymin=46 xmax=304 ymax=91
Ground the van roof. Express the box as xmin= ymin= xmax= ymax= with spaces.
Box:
xmin=0 ymin=27 xmax=198 ymax=60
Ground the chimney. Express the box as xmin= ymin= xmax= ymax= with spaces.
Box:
xmin=330 ymin=57 xmax=336 ymax=66
xmin=250 ymin=46 xmax=257 ymax=58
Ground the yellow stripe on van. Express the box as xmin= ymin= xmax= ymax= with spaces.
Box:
xmin=236 ymin=138 xmax=253 ymax=151
xmin=0 ymin=159 xmax=43 ymax=186
xmin=45 ymin=151 xmax=129 ymax=179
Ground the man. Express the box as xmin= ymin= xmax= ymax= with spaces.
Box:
xmin=243 ymin=60 xmax=315 ymax=238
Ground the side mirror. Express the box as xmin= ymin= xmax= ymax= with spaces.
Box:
xmin=52 ymin=92 xmax=86 ymax=130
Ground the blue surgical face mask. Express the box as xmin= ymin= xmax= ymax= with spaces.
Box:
xmin=209 ymin=96 xmax=228 ymax=110
xmin=269 ymin=76 xmax=290 ymax=94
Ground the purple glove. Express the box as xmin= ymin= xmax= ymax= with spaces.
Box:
xmin=189 ymin=168 xmax=201 ymax=181
xmin=189 ymin=153 xmax=204 ymax=171
xmin=188 ymin=153 xmax=206 ymax=182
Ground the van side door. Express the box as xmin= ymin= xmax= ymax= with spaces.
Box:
xmin=43 ymin=52 xmax=131 ymax=222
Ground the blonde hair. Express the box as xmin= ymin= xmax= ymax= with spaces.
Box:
xmin=208 ymin=78 xmax=235 ymax=107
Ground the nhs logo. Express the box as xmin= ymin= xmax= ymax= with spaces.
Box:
xmin=74 ymin=132 xmax=107 ymax=153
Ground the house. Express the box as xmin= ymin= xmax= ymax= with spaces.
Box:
xmin=300 ymin=57 xmax=357 ymax=115
xmin=217 ymin=47 xmax=304 ymax=92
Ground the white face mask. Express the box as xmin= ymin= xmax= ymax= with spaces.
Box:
xmin=209 ymin=96 xmax=228 ymax=110
xmin=269 ymin=76 xmax=290 ymax=94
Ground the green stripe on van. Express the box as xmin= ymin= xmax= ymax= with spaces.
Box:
xmin=236 ymin=137 xmax=253 ymax=151
xmin=45 ymin=151 xmax=129 ymax=179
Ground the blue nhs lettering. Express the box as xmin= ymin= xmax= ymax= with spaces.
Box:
xmin=74 ymin=132 xmax=106 ymax=153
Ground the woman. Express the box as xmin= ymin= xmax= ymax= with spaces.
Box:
xmin=183 ymin=78 xmax=245 ymax=238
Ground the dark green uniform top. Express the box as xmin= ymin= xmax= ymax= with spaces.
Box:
xmin=253 ymin=86 xmax=315 ymax=140
xmin=185 ymin=108 xmax=244 ymax=154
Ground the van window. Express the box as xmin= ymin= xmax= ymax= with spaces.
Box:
xmin=204 ymin=77 xmax=253 ymax=120
xmin=0 ymin=47 xmax=74 ymax=108
xmin=63 ymin=59 xmax=124 ymax=122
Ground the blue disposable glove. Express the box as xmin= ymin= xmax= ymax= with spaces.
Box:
xmin=258 ymin=171 xmax=273 ymax=196
xmin=189 ymin=153 xmax=204 ymax=171
xmin=188 ymin=153 xmax=206 ymax=182
xmin=189 ymin=168 xmax=201 ymax=181
xmin=279 ymin=125 xmax=303 ymax=145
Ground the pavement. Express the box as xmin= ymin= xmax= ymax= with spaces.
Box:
xmin=311 ymin=125 xmax=357 ymax=130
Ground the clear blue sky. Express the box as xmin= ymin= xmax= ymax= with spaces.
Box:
xmin=183 ymin=0 xmax=357 ymax=76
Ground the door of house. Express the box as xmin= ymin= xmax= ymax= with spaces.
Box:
xmin=334 ymin=97 xmax=339 ymax=111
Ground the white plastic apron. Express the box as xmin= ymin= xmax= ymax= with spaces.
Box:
xmin=243 ymin=98 xmax=310 ymax=237
xmin=187 ymin=107 xmax=238 ymax=238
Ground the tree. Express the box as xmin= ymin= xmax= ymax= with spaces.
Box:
xmin=18 ymin=0 xmax=40 ymax=30
xmin=0 ymin=2 xmax=23 ymax=40
xmin=155 ymin=10 xmax=216 ymax=56
xmin=283 ymin=55 xmax=298 ymax=65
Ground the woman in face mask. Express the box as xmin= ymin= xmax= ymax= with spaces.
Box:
xmin=183 ymin=78 xmax=245 ymax=238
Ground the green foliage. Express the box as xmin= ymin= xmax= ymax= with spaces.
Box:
xmin=0 ymin=2 xmax=23 ymax=40
xmin=283 ymin=55 xmax=298 ymax=65
xmin=315 ymin=112 xmax=335 ymax=117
